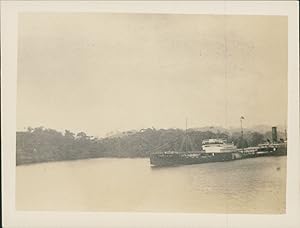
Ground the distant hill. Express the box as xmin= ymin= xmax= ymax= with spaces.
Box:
xmin=249 ymin=124 xmax=286 ymax=133
xmin=105 ymin=129 xmax=138 ymax=138
xmin=192 ymin=124 xmax=285 ymax=134
xmin=190 ymin=126 xmax=229 ymax=134
xmin=16 ymin=126 xmax=285 ymax=165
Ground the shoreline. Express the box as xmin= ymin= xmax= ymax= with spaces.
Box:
xmin=16 ymin=153 xmax=287 ymax=167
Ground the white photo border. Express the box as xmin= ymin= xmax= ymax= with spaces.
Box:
xmin=1 ymin=1 xmax=299 ymax=228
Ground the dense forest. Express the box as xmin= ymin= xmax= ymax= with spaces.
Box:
xmin=16 ymin=126 xmax=285 ymax=165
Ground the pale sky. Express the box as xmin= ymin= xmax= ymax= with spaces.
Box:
xmin=17 ymin=13 xmax=287 ymax=137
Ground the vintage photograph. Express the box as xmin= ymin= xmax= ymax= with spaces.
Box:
xmin=16 ymin=13 xmax=288 ymax=214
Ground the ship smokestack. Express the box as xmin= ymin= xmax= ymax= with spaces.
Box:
xmin=272 ymin=126 xmax=278 ymax=143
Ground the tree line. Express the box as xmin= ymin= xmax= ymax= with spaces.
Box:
xmin=16 ymin=126 xmax=284 ymax=165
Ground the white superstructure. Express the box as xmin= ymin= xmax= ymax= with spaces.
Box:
xmin=202 ymin=139 xmax=237 ymax=153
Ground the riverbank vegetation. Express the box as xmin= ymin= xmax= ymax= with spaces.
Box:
xmin=16 ymin=127 xmax=285 ymax=165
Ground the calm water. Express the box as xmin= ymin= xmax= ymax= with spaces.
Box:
xmin=16 ymin=156 xmax=286 ymax=213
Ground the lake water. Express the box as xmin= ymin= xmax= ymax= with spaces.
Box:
xmin=16 ymin=156 xmax=286 ymax=213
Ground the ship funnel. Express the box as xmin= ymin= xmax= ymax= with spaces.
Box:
xmin=272 ymin=126 xmax=278 ymax=143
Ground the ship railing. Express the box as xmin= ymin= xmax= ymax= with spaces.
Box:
xmin=151 ymin=150 xmax=204 ymax=155
xmin=202 ymin=138 xmax=227 ymax=145
xmin=237 ymin=147 xmax=259 ymax=153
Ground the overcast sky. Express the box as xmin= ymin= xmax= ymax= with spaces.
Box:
xmin=17 ymin=13 xmax=287 ymax=137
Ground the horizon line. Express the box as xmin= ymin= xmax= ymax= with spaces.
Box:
xmin=16 ymin=123 xmax=286 ymax=137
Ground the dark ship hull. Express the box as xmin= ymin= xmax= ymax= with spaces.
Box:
xmin=150 ymin=151 xmax=242 ymax=167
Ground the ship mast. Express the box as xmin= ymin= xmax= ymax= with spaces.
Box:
xmin=285 ymin=129 xmax=287 ymax=141
xmin=284 ymin=119 xmax=287 ymax=142
xmin=185 ymin=118 xmax=188 ymax=152
xmin=240 ymin=116 xmax=245 ymax=152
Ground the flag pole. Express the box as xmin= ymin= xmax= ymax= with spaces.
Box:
xmin=240 ymin=116 xmax=244 ymax=152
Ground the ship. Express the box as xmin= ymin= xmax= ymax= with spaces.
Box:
xmin=150 ymin=138 xmax=242 ymax=167
xmin=149 ymin=126 xmax=287 ymax=167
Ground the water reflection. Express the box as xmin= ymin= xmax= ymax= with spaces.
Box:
xmin=16 ymin=156 xmax=286 ymax=213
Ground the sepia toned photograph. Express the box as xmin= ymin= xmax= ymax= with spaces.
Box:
xmin=14 ymin=12 xmax=289 ymax=214
xmin=1 ymin=1 xmax=300 ymax=228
